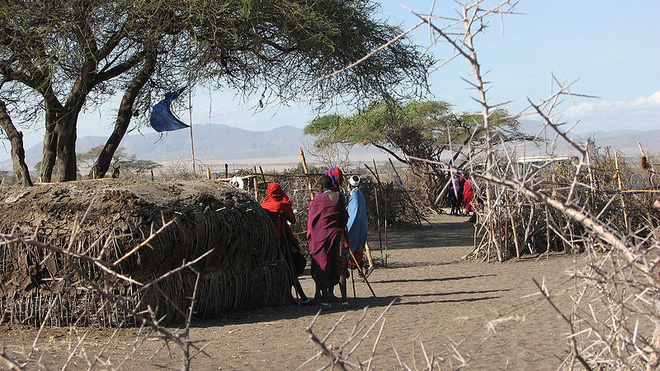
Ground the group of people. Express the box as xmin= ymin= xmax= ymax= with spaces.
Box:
xmin=445 ymin=173 xmax=477 ymax=222
xmin=260 ymin=168 xmax=372 ymax=311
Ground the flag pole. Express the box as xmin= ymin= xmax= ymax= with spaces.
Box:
xmin=187 ymin=83 xmax=197 ymax=175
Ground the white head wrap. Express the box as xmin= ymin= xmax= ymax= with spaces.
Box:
xmin=349 ymin=175 xmax=361 ymax=187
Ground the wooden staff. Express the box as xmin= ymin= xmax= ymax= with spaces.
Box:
xmin=347 ymin=248 xmax=376 ymax=297
xmin=364 ymin=241 xmax=374 ymax=268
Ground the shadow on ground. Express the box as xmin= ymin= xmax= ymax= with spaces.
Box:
xmin=375 ymin=216 xmax=474 ymax=250
xmin=191 ymin=272 xmax=502 ymax=328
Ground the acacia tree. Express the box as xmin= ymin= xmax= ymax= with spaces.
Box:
xmin=305 ymin=99 xmax=528 ymax=206
xmin=77 ymin=145 xmax=127 ymax=170
xmin=0 ymin=0 xmax=431 ymax=182
xmin=0 ymin=100 xmax=32 ymax=186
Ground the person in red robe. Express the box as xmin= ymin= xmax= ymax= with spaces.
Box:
xmin=462 ymin=177 xmax=477 ymax=223
xmin=308 ymin=175 xmax=349 ymax=309
xmin=261 ymin=182 xmax=311 ymax=304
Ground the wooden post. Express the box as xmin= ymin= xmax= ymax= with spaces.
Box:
xmin=206 ymin=166 xmax=211 ymax=180
xmin=253 ymin=166 xmax=259 ymax=200
xmin=505 ymin=195 xmax=521 ymax=259
xmin=299 ymin=147 xmax=314 ymax=200
xmin=224 ymin=163 xmax=228 ymax=179
xmin=638 ymin=141 xmax=657 ymax=188
xmin=388 ymin=158 xmax=424 ymax=225
xmin=364 ymin=161 xmax=384 ymax=263
xmin=614 ymin=150 xmax=630 ymax=232
xmin=585 ymin=141 xmax=596 ymax=206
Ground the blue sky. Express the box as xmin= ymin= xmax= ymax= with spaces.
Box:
xmin=189 ymin=0 xmax=659 ymax=134
xmin=2 ymin=0 xmax=659 ymax=160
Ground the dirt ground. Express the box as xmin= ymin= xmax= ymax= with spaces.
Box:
xmin=1 ymin=212 xmax=580 ymax=370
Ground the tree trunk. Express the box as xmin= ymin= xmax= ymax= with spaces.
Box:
xmin=90 ymin=54 xmax=155 ymax=179
xmin=0 ymin=100 xmax=33 ymax=186
xmin=40 ymin=106 xmax=59 ymax=183
xmin=54 ymin=116 xmax=78 ymax=182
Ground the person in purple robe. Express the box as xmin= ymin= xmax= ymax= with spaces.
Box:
xmin=308 ymin=174 xmax=349 ymax=309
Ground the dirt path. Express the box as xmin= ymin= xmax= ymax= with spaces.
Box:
xmin=1 ymin=213 xmax=578 ymax=370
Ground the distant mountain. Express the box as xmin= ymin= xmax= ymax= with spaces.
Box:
xmin=2 ymin=124 xmax=382 ymax=168
xmin=517 ymin=120 xmax=659 ymax=157
xmin=2 ymin=123 xmax=657 ymax=170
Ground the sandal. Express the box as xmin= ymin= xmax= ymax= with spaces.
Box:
xmin=300 ymin=298 xmax=315 ymax=306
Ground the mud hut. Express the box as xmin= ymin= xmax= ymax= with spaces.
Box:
xmin=0 ymin=179 xmax=290 ymax=326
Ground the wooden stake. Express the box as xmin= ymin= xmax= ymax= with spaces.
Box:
xmin=585 ymin=142 xmax=596 ymax=205
xmin=299 ymin=147 xmax=314 ymax=200
xmin=364 ymin=162 xmax=384 ymax=263
xmin=253 ymin=166 xmax=259 ymax=200
xmin=505 ymin=201 xmax=521 ymax=259
xmin=388 ymin=158 xmax=424 ymax=225
xmin=638 ymin=141 xmax=657 ymax=187
xmin=614 ymin=150 xmax=630 ymax=232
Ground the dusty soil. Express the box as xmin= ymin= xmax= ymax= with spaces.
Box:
xmin=0 ymin=213 xmax=579 ymax=370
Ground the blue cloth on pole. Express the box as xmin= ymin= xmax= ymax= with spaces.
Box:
xmin=149 ymin=87 xmax=189 ymax=132
xmin=347 ymin=188 xmax=368 ymax=253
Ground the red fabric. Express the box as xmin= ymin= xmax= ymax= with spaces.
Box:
xmin=305 ymin=168 xmax=344 ymax=238
xmin=262 ymin=183 xmax=296 ymax=223
xmin=348 ymin=250 xmax=364 ymax=268
xmin=262 ymin=183 xmax=300 ymax=253
xmin=308 ymin=191 xmax=348 ymax=286
xmin=325 ymin=167 xmax=343 ymax=191
xmin=463 ymin=179 xmax=475 ymax=213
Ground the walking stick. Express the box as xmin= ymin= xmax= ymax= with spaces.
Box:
xmin=348 ymin=248 xmax=376 ymax=298
xmin=364 ymin=241 xmax=374 ymax=268
xmin=350 ymin=261 xmax=357 ymax=307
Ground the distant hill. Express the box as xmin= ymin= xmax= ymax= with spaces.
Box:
xmin=2 ymin=124 xmax=383 ymax=168
xmin=2 ymin=123 xmax=657 ymax=170
xmin=516 ymin=120 xmax=659 ymax=158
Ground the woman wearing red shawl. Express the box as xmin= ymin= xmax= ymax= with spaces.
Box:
xmin=308 ymin=174 xmax=349 ymax=309
xmin=261 ymin=183 xmax=310 ymax=304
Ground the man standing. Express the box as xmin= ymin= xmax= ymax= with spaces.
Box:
xmin=346 ymin=175 xmax=373 ymax=277
xmin=308 ymin=175 xmax=349 ymax=310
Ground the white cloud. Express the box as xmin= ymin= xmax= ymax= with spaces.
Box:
xmin=562 ymin=90 xmax=660 ymax=132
